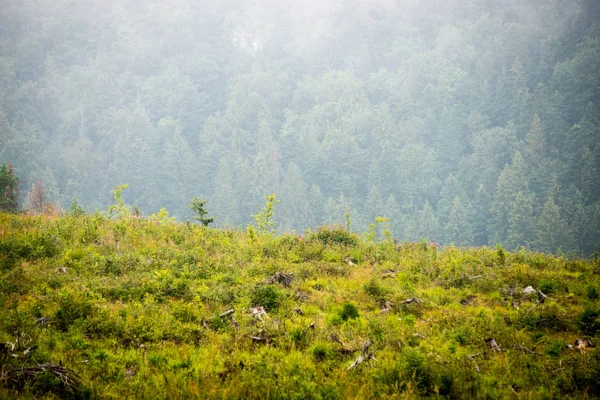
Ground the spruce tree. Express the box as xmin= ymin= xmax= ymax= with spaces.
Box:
xmin=534 ymin=197 xmax=575 ymax=254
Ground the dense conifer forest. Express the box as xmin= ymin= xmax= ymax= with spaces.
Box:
xmin=1 ymin=0 xmax=599 ymax=254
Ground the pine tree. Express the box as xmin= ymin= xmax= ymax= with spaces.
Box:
xmin=189 ymin=197 xmax=215 ymax=226
xmin=307 ymin=184 xmax=325 ymax=229
xmin=506 ymin=191 xmax=536 ymax=249
xmin=213 ymin=158 xmax=238 ymax=227
xmin=280 ymin=163 xmax=309 ymax=231
xmin=417 ymin=200 xmax=439 ymax=242
xmin=534 ymin=197 xmax=575 ymax=254
xmin=490 ymin=151 xmax=532 ymax=247
xmin=443 ymin=196 xmax=474 ymax=246
xmin=0 ymin=163 xmax=19 ymax=212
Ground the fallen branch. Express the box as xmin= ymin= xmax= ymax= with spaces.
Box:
xmin=1 ymin=363 xmax=82 ymax=396
xmin=485 ymin=338 xmax=501 ymax=352
xmin=219 ymin=309 xmax=235 ymax=318
xmin=267 ymin=271 xmax=295 ymax=287
xmin=517 ymin=343 xmax=538 ymax=355
xmin=347 ymin=340 xmax=376 ymax=370
xmin=468 ymin=352 xmax=482 ymax=373
xmin=400 ymin=298 xmax=423 ymax=306
xmin=304 ymin=321 xmax=315 ymax=334
xmin=331 ymin=334 xmax=354 ymax=354
xmin=250 ymin=306 xmax=269 ymax=322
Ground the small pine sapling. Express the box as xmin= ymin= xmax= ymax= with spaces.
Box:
xmin=189 ymin=196 xmax=215 ymax=226
xmin=252 ymin=193 xmax=280 ymax=235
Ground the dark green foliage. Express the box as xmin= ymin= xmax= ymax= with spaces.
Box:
xmin=309 ymin=226 xmax=359 ymax=247
xmin=339 ymin=302 xmax=360 ymax=321
xmin=577 ymin=306 xmax=600 ymax=336
xmin=69 ymin=198 xmax=85 ymax=217
xmin=251 ymin=285 xmax=283 ymax=311
xmin=189 ymin=196 xmax=215 ymax=226
xmin=0 ymin=0 xmax=598 ymax=255
xmin=586 ymin=284 xmax=599 ymax=300
xmin=0 ymin=164 xmax=19 ymax=213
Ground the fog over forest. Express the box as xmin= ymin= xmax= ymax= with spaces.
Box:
xmin=1 ymin=0 xmax=599 ymax=254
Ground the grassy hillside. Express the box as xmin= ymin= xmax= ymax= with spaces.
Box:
xmin=0 ymin=212 xmax=599 ymax=399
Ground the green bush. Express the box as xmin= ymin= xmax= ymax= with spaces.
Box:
xmin=251 ymin=285 xmax=283 ymax=311
xmin=339 ymin=302 xmax=360 ymax=321
xmin=54 ymin=293 xmax=94 ymax=332
xmin=309 ymin=226 xmax=359 ymax=247
xmin=586 ymin=285 xmax=599 ymax=300
xmin=578 ymin=306 xmax=600 ymax=336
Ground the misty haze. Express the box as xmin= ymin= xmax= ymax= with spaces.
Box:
xmin=1 ymin=0 xmax=600 ymax=398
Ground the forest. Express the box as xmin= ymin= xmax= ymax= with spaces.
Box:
xmin=0 ymin=0 xmax=599 ymax=252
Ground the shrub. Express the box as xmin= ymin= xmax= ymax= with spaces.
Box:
xmin=586 ymin=285 xmax=599 ymax=300
xmin=364 ymin=278 xmax=388 ymax=302
xmin=251 ymin=285 xmax=283 ymax=311
xmin=309 ymin=226 xmax=359 ymax=247
xmin=578 ymin=306 xmax=600 ymax=336
xmin=339 ymin=302 xmax=360 ymax=321
xmin=54 ymin=293 xmax=94 ymax=332
xmin=539 ymin=279 xmax=558 ymax=294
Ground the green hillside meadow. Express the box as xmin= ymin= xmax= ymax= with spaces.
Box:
xmin=1 ymin=211 xmax=599 ymax=399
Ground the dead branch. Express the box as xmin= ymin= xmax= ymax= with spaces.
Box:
xmin=485 ymin=338 xmax=501 ymax=352
xmin=267 ymin=271 xmax=295 ymax=287
xmin=347 ymin=340 xmax=376 ymax=370
xmin=380 ymin=301 xmax=394 ymax=313
xmin=331 ymin=334 xmax=354 ymax=354
xmin=249 ymin=306 xmax=269 ymax=322
xmin=1 ymin=363 xmax=82 ymax=396
xmin=400 ymin=298 xmax=423 ymax=306
xmin=468 ymin=352 xmax=482 ymax=373
xmin=304 ymin=321 xmax=315 ymax=334
xmin=219 ymin=309 xmax=235 ymax=318
xmin=517 ymin=343 xmax=538 ymax=355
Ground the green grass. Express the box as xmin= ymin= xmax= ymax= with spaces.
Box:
xmin=0 ymin=213 xmax=599 ymax=399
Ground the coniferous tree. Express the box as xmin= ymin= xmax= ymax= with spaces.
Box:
xmin=280 ymin=163 xmax=309 ymax=231
xmin=534 ymin=197 xmax=575 ymax=254
xmin=0 ymin=163 xmax=19 ymax=212
xmin=444 ymin=196 xmax=474 ymax=246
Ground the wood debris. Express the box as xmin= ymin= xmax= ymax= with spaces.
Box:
xmin=468 ymin=352 xmax=482 ymax=372
xmin=36 ymin=317 xmax=52 ymax=325
xmin=304 ymin=321 xmax=315 ymax=333
xmin=574 ymin=338 xmax=593 ymax=353
xmin=347 ymin=340 xmax=377 ymax=370
xmin=250 ymin=306 xmax=269 ymax=322
xmin=380 ymin=269 xmax=397 ymax=279
xmin=267 ymin=271 xmax=294 ymax=287
xmin=485 ymin=338 xmax=501 ymax=351
xmin=400 ymin=298 xmax=423 ymax=306
xmin=517 ymin=343 xmax=538 ymax=355
xmin=125 ymin=367 xmax=137 ymax=378
xmin=331 ymin=334 xmax=354 ymax=354
xmin=219 ymin=309 xmax=235 ymax=318
xmin=380 ymin=301 xmax=394 ymax=313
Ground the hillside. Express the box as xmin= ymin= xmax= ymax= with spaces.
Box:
xmin=1 ymin=212 xmax=599 ymax=399
xmin=1 ymin=0 xmax=600 ymax=254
